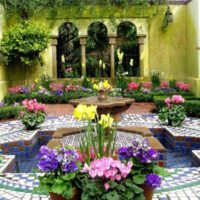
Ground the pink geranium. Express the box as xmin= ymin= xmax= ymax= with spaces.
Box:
xmin=49 ymin=83 xmax=64 ymax=91
xmin=128 ymin=82 xmax=139 ymax=91
xmin=142 ymin=81 xmax=152 ymax=89
xmin=160 ymin=81 xmax=169 ymax=89
xmin=9 ymin=86 xmax=23 ymax=93
xmin=171 ymin=95 xmax=185 ymax=104
xmin=65 ymin=84 xmax=81 ymax=92
xmin=164 ymin=95 xmax=185 ymax=107
xmin=82 ymin=157 xmax=132 ymax=190
xmin=22 ymin=99 xmax=45 ymax=113
xmin=176 ymin=81 xmax=191 ymax=91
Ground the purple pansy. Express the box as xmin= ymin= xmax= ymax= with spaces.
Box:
xmin=118 ymin=139 xmax=159 ymax=164
xmin=55 ymin=89 xmax=63 ymax=96
xmin=38 ymin=146 xmax=79 ymax=174
xmin=0 ymin=102 xmax=4 ymax=108
xmin=146 ymin=173 xmax=161 ymax=188
xmin=118 ymin=146 xmax=133 ymax=159
xmin=38 ymin=146 xmax=59 ymax=172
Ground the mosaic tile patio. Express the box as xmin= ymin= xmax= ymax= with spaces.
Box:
xmin=0 ymin=114 xmax=200 ymax=199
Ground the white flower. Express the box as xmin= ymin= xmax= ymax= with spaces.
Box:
xmin=129 ymin=59 xmax=134 ymax=66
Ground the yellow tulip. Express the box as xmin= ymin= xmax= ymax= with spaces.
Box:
xmin=73 ymin=104 xmax=88 ymax=120
xmin=87 ymin=105 xmax=97 ymax=120
xmin=73 ymin=104 xmax=97 ymax=121
xmin=103 ymin=80 xmax=110 ymax=90
xmin=98 ymin=114 xmax=114 ymax=128
xmin=93 ymin=84 xmax=99 ymax=90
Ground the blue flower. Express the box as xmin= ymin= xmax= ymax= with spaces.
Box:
xmin=55 ymin=89 xmax=63 ymax=96
xmin=146 ymin=173 xmax=161 ymax=188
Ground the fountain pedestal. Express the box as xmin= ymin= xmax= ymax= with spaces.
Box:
xmin=69 ymin=96 xmax=134 ymax=121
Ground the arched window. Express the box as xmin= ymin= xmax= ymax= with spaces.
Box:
xmin=116 ymin=21 xmax=140 ymax=77
xmin=86 ymin=22 xmax=110 ymax=77
xmin=57 ymin=22 xmax=81 ymax=78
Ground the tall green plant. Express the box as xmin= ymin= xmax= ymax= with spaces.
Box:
xmin=151 ymin=71 xmax=161 ymax=88
xmin=0 ymin=21 xmax=50 ymax=66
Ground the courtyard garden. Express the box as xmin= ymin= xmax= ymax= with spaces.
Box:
xmin=0 ymin=0 xmax=200 ymax=200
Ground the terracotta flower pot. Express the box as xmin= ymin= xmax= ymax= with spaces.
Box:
xmin=49 ymin=188 xmax=80 ymax=200
xmin=141 ymin=184 xmax=154 ymax=200
xmin=98 ymin=90 xmax=107 ymax=101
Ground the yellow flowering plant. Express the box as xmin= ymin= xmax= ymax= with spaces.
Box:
xmin=93 ymin=80 xmax=111 ymax=91
xmin=73 ymin=104 xmax=116 ymax=164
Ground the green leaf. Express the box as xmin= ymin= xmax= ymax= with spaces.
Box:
xmin=52 ymin=183 xmax=65 ymax=194
xmin=105 ymin=191 xmax=120 ymax=200
xmin=133 ymin=174 xmax=146 ymax=185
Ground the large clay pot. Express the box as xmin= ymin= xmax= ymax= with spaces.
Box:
xmin=98 ymin=90 xmax=107 ymax=101
xmin=141 ymin=184 xmax=154 ymax=200
xmin=49 ymin=188 xmax=80 ymax=200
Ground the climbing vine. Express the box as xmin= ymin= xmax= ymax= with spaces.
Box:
xmin=0 ymin=0 xmax=166 ymax=20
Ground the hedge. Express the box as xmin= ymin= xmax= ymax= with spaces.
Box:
xmin=4 ymin=91 xmax=94 ymax=104
xmin=154 ymin=96 xmax=200 ymax=118
xmin=0 ymin=106 xmax=22 ymax=120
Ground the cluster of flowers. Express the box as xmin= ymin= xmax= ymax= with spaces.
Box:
xmin=118 ymin=139 xmax=161 ymax=188
xmin=0 ymin=102 xmax=20 ymax=108
xmin=118 ymin=139 xmax=159 ymax=164
xmin=176 ymin=81 xmax=191 ymax=91
xmin=22 ymin=99 xmax=45 ymax=113
xmin=165 ymin=95 xmax=185 ymax=107
xmin=49 ymin=83 xmax=82 ymax=96
xmin=9 ymin=86 xmax=29 ymax=94
xmin=74 ymin=104 xmax=113 ymax=128
xmin=93 ymin=80 xmax=111 ymax=91
xmin=82 ymin=157 xmax=132 ymax=190
xmin=38 ymin=146 xmax=79 ymax=173
xmin=128 ymin=80 xmax=191 ymax=92
xmin=65 ymin=84 xmax=81 ymax=92
xmin=160 ymin=81 xmax=169 ymax=89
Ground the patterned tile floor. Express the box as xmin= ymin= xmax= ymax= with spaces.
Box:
xmin=0 ymin=114 xmax=200 ymax=199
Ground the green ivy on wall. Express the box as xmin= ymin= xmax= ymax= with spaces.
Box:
xmin=0 ymin=21 xmax=50 ymax=66
xmin=0 ymin=0 xmax=166 ymax=20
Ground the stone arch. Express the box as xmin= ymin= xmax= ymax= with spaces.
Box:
xmin=86 ymin=21 xmax=110 ymax=77
xmin=56 ymin=22 xmax=81 ymax=78
xmin=116 ymin=21 xmax=140 ymax=77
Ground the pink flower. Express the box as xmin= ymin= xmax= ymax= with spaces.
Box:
xmin=49 ymin=83 xmax=64 ymax=91
xmin=176 ymin=81 xmax=191 ymax=91
xmin=142 ymin=81 xmax=152 ymax=89
xmin=164 ymin=97 xmax=171 ymax=105
xmin=116 ymin=174 xmax=121 ymax=181
xmin=104 ymin=183 xmax=110 ymax=190
xmin=161 ymin=81 xmax=169 ymax=88
xmin=89 ymin=170 xmax=97 ymax=178
xmin=172 ymin=95 xmax=185 ymax=104
xmin=128 ymin=82 xmax=139 ymax=91
xmin=22 ymin=99 xmax=46 ymax=113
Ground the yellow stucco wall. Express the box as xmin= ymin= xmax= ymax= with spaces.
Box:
xmin=1 ymin=3 xmax=200 ymax=97
xmin=186 ymin=0 xmax=200 ymax=96
xmin=0 ymin=5 xmax=9 ymax=101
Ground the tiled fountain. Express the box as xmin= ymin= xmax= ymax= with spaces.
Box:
xmin=0 ymin=114 xmax=200 ymax=199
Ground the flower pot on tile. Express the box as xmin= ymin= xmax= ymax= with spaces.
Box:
xmin=141 ymin=184 xmax=154 ymax=200
xmin=49 ymin=188 xmax=80 ymax=200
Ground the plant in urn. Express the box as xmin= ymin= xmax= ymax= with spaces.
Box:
xmin=93 ymin=80 xmax=111 ymax=101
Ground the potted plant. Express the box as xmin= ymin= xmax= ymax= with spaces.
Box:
xmin=158 ymin=95 xmax=186 ymax=127
xmin=78 ymin=157 xmax=146 ymax=200
xmin=93 ymin=80 xmax=111 ymax=100
xmin=118 ymin=139 xmax=169 ymax=200
xmin=36 ymin=146 xmax=81 ymax=200
xmin=21 ymin=99 xmax=46 ymax=130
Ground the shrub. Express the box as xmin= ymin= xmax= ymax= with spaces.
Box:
xmin=0 ymin=21 xmax=50 ymax=66
xmin=124 ymin=91 xmax=153 ymax=102
xmin=184 ymin=101 xmax=200 ymax=118
xmin=0 ymin=106 xmax=22 ymax=120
